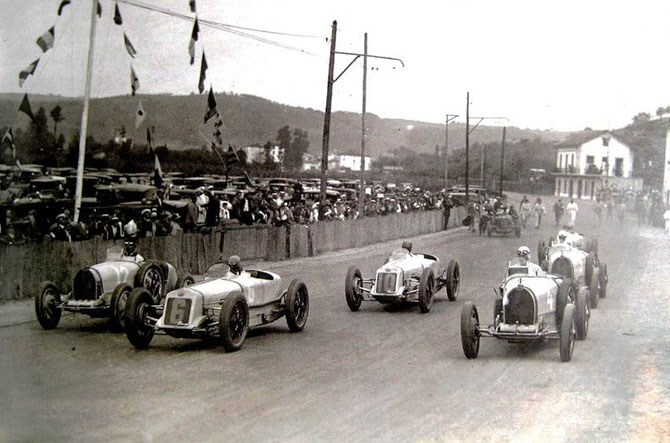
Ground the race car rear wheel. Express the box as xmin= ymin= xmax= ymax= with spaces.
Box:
xmin=176 ymin=272 xmax=195 ymax=288
xmin=460 ymin=302 xmax=480 ymax=359
xmin=285 ymin=279 xmax=309 ymax=332
xmin=599 ymin=264 xmax=608 ymax=299
xmin=124 ymin=288 xmax=155 ymax=349
xmin=35 ymin=281 xmax=62 ymax=330
xmin=345 ymin=266 xmax=363 ymax=311
xmin=135 ymin=261 xmax=165 ymax=304
xmin=446 ymin=259 xmax=460 ymax=301
xmin=537 ymin=240 xmax=547 ymax=266
xmin=219 ymin=294 xmax=249 ymax=352
xmin=588 ymin=271 xmax=599 ymax=309
xmin=110 ymin=283 xmax=132 ymax=332
xmin=556 ymin=279 xmax=572 ymax=326
xmin=559 ymin=303 xmax=576 ymax=362
xmin=418 ymin=268 xmax=435 ymax=313
xmin=575 ymin=290 xmax=589 ymax=340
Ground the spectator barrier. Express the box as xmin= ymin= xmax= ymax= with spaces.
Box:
xmin=0 ymin=207 xmax=464 ymax=301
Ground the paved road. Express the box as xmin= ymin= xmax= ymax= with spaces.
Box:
xmin=1 ymin=199 xmax=669 ymax=442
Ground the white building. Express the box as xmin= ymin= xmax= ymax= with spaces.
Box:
xmin=553 ymin=131 xmax=642 ymax=200
xmin=328 ymin=154 xmax=372 ymax=172
xmin=241 ymin=145 xmax=283 ymax=164
xmin=663 ymin=127 xmax=670 ymax=205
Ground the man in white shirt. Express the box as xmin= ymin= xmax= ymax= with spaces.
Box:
xmin=566 ymin=198 xmax=579 ymax=228
xmin=515 ymin=246 xmax=545 ymax=276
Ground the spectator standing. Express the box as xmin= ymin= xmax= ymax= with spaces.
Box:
xmin=184 ymin=197 xmax=198 ymax=233
xmin=237 ymin=192 xmax=253 ymax=225
xmin=616 ymin=200 xmax=627 ymax=228
xmin=195 ymin=188 xmax=209 ymax=226
xmin=533 ymin=197 xmax=546 ymax=229
xmin=466 ymin=199 xmax=478 ymax=233
xmin=50 ymin=213 xmax=72 ymax=242
xmin=124 ymin=215 xmax=139 ymax=238
xmin=566 ymin=198 xmax=579 ymax=228
xmin=442 ymin=196 xmax=453 ymax=230
xmin=553 ymin=199 xmax=564 ymax=227
xmin=519 ymin=196 xmax=532 ymax=229
xmin=205 ymin=190 xmax=220 ymax=228
xmin=664 ymin=208 xmax=670 ymax=236
xmin=594 ymin=200 xmax=604 ymax=228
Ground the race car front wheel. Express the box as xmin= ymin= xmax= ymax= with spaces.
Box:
xmin=285 ymin=279 xmax=309 ymax=332
xmin=35 ymin=281 xmax=62 ymax=330
xmin=110 ymin=283 xmax=132 ymax=332
xmin=219 ymin=294 xmax=249 ymax=352
xmin=418 ymin=268 xmax=435 ymax=313
xmin=446 ymin=259 xmax=460 ymax=301
xmin=559 ymin=303 xmax=576 ymax=362
xmin=460 ymin=302 xmax=480 ymax=359
xmin=124 ymin=288 xmax=156 ymax=349
xmin=345 ymin=266 xmax=363 ymax=311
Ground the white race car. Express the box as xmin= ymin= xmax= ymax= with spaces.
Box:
xmin=123 ymin=261 xmax=309 ymax=352
xmin=345 ymin=248 xmax=460 ymax=313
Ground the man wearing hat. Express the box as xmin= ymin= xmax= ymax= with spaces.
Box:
xmin=49 ymin=213 xmax=72 ymax=242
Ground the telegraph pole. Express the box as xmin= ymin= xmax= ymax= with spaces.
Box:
xmin=444 ymin=113 xmax=458 ymax=187
xmin=465 ymin=92 xmax=470 ymax=200
xmin=499 ymin=126 xmax=506 ymax=196
xmin=319 ymin=21 xmax=337 ymax=216
xmin=359 ymin=33 xmax=367 ymax=217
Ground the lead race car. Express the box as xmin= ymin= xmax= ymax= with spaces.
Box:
xmin=35 ymin=242 xmax=192 ymax=331
xmin=344 ymin=243 xmax=460 ymax=313
xmin=123 ymin=255 xmax=309 ymax=352
xmin=486 ymin=207 xmax=521 ymax=238
xmin=460 ymin=255 xmax=590 ymax=362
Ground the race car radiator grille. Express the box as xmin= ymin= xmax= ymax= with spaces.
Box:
xmin=164 ymin=298 xmax=192 ymax=326
xmin=73 ymin=270 xmax=97 ymax=300
xmin=551 ymin=257 xmax=574 ymax=280
xmin=376 ymin=273 xmax=397 ymax=294
xmin=505 ymin=288 xmax=536 ymax=325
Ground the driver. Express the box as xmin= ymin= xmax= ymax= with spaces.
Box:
xmin=515 ymin=246 xmax=544 ymax=276
xmin=225 ymin=255 xmax=249 ymax=278
xmin=121 ymin=240 xmax=144 ymax=263
xmin=401 ymin=241 xmax=413 ymax=254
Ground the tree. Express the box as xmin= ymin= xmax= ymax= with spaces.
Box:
xmin=50 ymin=105 xmax=63 ymax=136
xmin=632 ymin=112 xmax=651 ymax=125
xmin=285 ymin=128 xmax=310 ymax=170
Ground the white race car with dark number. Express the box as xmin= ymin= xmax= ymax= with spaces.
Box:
xmin=35 ymin=247 xmax=193 ymax=331
xmin=123 ymin=261 xmax=309 ymax=352
xmin=345 ymin=249 xmax=460 ymax=313
xmin=460 ymin=259 xmax=590 ymax=362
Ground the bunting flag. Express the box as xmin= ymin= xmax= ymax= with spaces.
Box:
xmin=214 ymin=119 xmax=223 ymax=129
xmin=225 ymin=144 xmax=240 ymax=166
xmin=97 ymin=1 xmax=102 ymax=17
xmin=58 ymin=0 xmax=72 ymax=16
xmin=19 ymin=59 xmax=40 ymax=88
xmin=130 ymin=66 xmax=140 ymax=96
xmin=154 ymin=154 xmax=164 ymax=187
xmin=114 ymin=2 xmax=123 ymax=25
xmin=19 ymin=93 xmax=36 ymax=122
xmin=147 ymin=127 xmax=154 ymax=148
xmin=198 ymin=50 xmax=208 ymax=94
xmin=2 ymin=128 xmax=16 ymax=159
xmin=203 ymin=86 xmax=218 ymax=123
xmin=36 ymin=27 xmax=55 ymax=53
xmin=135 ymin=100 xmax=146 ymax=130
xmin=213 ymin=127 xmax=222 ymax=146
xmin=243 ymin=171 xmax=254 ymax=187
xmin=123 ymin=33 xmax=137 ymax=58
xmin=188 ymin=18 xmax=199 ymax=65
xmin=189 ymin=0 xmax=196 ymax=13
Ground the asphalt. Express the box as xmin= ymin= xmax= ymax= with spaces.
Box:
xmin=1 ymin=197 xmax=669 ymax=442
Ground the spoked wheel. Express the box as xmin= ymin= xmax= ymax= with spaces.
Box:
xmin=344 ymin=266 xmax=363 ymax=312
xmin=110 ymin=283 xmax=132 ymax=332
xmin=219 ymin=294 xmax=249 ymax=352
xmin=575 ymin=290 xmax=589 ymax=340
xmin=135 ymin=262 xmax=165 ymax=303
xmin=460 ymin=301 xmax=480 ymax=359
xmin=176 ymin=272 xmax=195 ymax=288
xmin=560 ymin=303 xmax=576 ymax=362
xmin=285 ymin=279 xmax=309 ymax=332
xmin=418 ymin=268 xmax=435 ymax=313
xmin=446 ymin=259 xmax=460 ymax=301
xmin=35 ymin=281 xmax=62 ymax=330
xmin=124 ymin=288 xmax=156 ymax=349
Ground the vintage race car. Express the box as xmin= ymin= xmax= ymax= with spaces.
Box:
xmin=344 ymin=249 xmax=460 ymax=313
xmin=123 ymin=261 xmax=309 ymax=352
xmin=460 ymin=259 xmax=590 ymax=362
xmin=35 ymin=246 xmax=193 ymax=331
xmin=537 ymin=240 xmax=607 ymax=308
xmin=486 ymin=210 xmax=521 ymax=238
xmin=538 ymin=230 xmax=598 ymax=256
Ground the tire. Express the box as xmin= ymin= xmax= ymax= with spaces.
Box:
xmin=588 ymin=272 xmax=599 ymax=309
xmin=135 ymin=261 xmax=165 ymax=303
xmin=599 ymin=264 xmax=608 ymax=299
xmin=35 ymin=281 xmax=62 ymax=330
xmin=460 ymin=301 xmax=480 ymax=359
xmin=559 ymin=303 xmax=576 ymax=362
xmin=556 ymin=279 xmax=572 ymax=325
xmin=285 ymin=279 xmax=309 ymax=332
xmin=493 ymin=298 xmax=503 ymax=325
xmin=585 ymin=253 xmax=595 ymax=287
xmin=219 ymin=293 xmax=249 ymax=352
xmin=176 ymin=272 xmax=195 ymax=288
xmin=575 ymin=290 xmax=589 ymax=340
xmin=344 ymin=266 xmax=363 ymax=312
xmin=109 ymin=283 xmax=132 ymax=332
xmin=446 ymin=260 xmax=460 ymax=301
xmin=537 ymin=240 xmax=546 ymax=266
xmin=124 ymin=288 xmax=156 ymax=349
xmin=418 ymin=268 xmax=435 ymax=313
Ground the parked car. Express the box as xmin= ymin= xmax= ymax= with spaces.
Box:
xmin=123 ymin=259 xmax=309 ymax=352
xmin=344 ymin=247 xmax=460 ymax=313
xmin=460 ymin=258 xmax=589 ymax=362
xmin=486 ymin=209 xmax=521 ymax=238
xmin=35 ymin=243 xmax=192 ymax=331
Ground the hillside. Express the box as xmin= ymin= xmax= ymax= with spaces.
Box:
xmin=0 ymin=92 xmax=567 ymax=158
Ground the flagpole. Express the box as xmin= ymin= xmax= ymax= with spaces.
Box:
xmin=73 ymin=0 xmax=99 ymax=223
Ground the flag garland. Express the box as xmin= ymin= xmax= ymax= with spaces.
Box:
xmin=203 ymin=86 xmax=218 ymax=123
xmin=147 ymin=127 xmax=154 ymax=152
xmin=225 ymin=144 xmax=240 ymax=166
xmin=188 ymin=17 xmax=200 ymax=65
xmin=189 ymin=0 xmax=196 ymax=13
xmin=114 ymin=2 xmax=123 ymax=25
xmin=19 ymin=93 xmax=36 ymax=122
xmin=19 ymin=59 xmax=40 ymax=88
xmin=97 ymin=1 xmax=102 ymax=17
xmin=123 ymin=33 xmax=137 ymax=58
xmin=36 ymin=27 xmax=55 ymax=53
xmin=58 ymin=0 xmax=72 ymax=16
xmin=198 ymin=50 xmax=208 ymax=94
xmin=130 ymin=66 xmax=140 ymax=96
xmin=154 ymin=154 xmax=164 ymax=187
xmin=2 ymin=128 xmax=16 ymax=159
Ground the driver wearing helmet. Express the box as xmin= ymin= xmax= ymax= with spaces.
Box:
xmin=121 ymin=240 xmax=144 ymax=263
xmin=225 ymin=255 xmax=249 ymax=279
xmin=401 ymin=241 xmax=413 ymax=255
xmin=514 ymin=246 xmax=544 ymax=276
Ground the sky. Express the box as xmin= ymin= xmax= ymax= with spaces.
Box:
xmin=1 ymin=0 xmax=669 ymax=132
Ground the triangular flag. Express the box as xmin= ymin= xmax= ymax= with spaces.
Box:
xmin=123 ymin=34 xmax=137 ymax=58
xmin=188 ymin=18 xmax=199 ymax=65
xmin=214 ymin=119 xmax=223 ymax=128
xmin=58 ymin=0 xmax=71 ymax=16
xmin=198 ymin=50 xmax=208 ymax=94
xmin=154 ymin=154 xmax=164 ymax=187
xmin=147 ymin=127 xmax=154 ymax=152
xmin=189 ymin=0 xmax=196 ymax=13
xmin=97 ymin=1 xmax=102 ymax=17
xmin=19 ymin=59 xmax=40 ymax=88
xmin=114 ymin=2 xmax=123 ymax=25
xmin=19 ymin=93 xmax=35 ymax=122
xmin=2 ymin=127 xmax=16 ymax=159
xmin=130 ymin=66 xmax=140 ymax=96
xmin=36 ymin=27 xmax=55 ymax=53
xmin=226 ymin=144 xmax=240 ymax=166
xmin=135 ymin=100 xmax=146 ymax=130
xmin=203 ymin=87 xmax=218 ymax=123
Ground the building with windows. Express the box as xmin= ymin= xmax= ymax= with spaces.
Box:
xmin=553 ymin=131 xmax=642 ymax=200
xmin=241 ymin=145 xmax=284 ymax=164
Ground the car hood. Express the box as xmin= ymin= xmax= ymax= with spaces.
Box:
xmin=89 ymin=260 xmax=141 ymax=294
xmin=172 ymin=278 xmax=243 ymax=300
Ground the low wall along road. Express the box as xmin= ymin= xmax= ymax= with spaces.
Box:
xmin=0 ymin=207 xmax=465 ymax=301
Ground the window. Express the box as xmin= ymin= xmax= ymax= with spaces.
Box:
xmin=614 ymin=158 xmax=624 ymax=177
xmin=586 ymin=155 xmax=594 ymax=165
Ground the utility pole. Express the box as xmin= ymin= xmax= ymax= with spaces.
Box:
xmin=465 ymin=92 xmax=470 ymax=200
xmin=480 ymin=142 xmax=485 ymax=188
xmin=444 ymin=113 xmax=458 ymax=187
xmin=359 ymin=33 xmax=367 ymax=217
xmin=319 ymin=20 xmax=337 ymax=217
xmin=499 ymin=126 xmax=506 ymax=196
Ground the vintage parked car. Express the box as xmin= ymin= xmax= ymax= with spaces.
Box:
xmin=537 ymin=239 xmax=607 ymax=308
xmin=486 ymin=209 xmax=521 ymax=238
xmin=460 ymin=258 xmax=590 ymax=362
xmin=35 ymin=244 xmax=193 ymax=331
xmin=344 ymin=248 xmax=460 ymax=313
xmin=123 ymin=260 xmax=309 ymax=352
